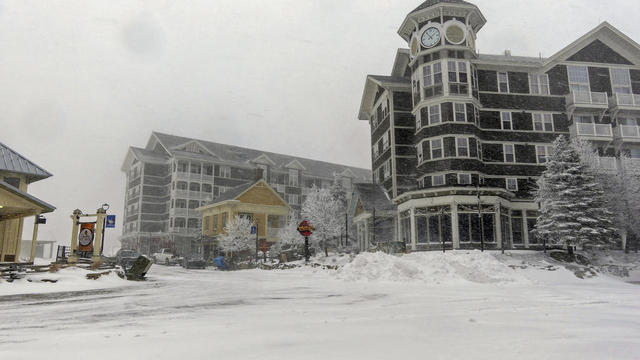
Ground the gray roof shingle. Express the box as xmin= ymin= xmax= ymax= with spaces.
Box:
xmin=0 ymin=142 xmax=52 ymax=181
xmin=151 ymin=132 xmax=371 ymax=181
xmin=411 ymin=0 xmax=472 ymax=14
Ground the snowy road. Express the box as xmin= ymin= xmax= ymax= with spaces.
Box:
xmin=1 ymin=262 xmax=640 ymax=359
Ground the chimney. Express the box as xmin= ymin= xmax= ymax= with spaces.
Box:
xmin=504 ymin=49 xmax=511 ymax=57
xmin=255 ymin=168 xmax=264 ymax=182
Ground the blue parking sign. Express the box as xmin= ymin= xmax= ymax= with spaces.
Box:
xmin=106 ymin=215 xmax=116 ymax=228
xmin=250 ymin=226 xmax=257 ymax=234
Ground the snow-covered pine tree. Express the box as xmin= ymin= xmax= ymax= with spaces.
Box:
xmin=534 ymin=136 xmax=615 ymax=253
xmin=218 ymin=216 xmax=255 ymax=266
xmin=573 ymin=138 xmax=640 ymax=252
xmin=301 ymin=185 xmax=342 ymax=256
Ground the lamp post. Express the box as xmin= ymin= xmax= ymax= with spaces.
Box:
xmin=100 ymin=203 xmax=109 ymax=256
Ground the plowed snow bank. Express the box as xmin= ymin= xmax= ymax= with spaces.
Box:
xmin=336 ymin=251 xmax=530 ymax=285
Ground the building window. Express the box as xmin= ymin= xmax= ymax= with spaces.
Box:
xmin=454 ymin=103 xmax=467 ymax=122
xmin=288 ymin=169 xmax=299 ymax=187
xmin=177 ymin=161 xmax=188 ymax=173
xmin=384 ymin=159 xmax=391 ymax=179
xmin=529 ymin=74 xmax=550 ymax=95
xmin=433 ymin=174 xmax=445 ymax=186
xmin=416 ymin=111 xmax=422 ymax=129
xmin=204 ymin=216 xmax=210 ymax=231
xmin=372 ymin=144 xmax=379 ymax=159
xmin=203 ymin=164 xmax=214 ymax=176
xmin=448 ymin=61 xmax=468 ymax=94
xmin=188 ymin=200 xmax=199 ymax=209
xmin=221 ymin=213 xmax=227 ymax=229
xmin=431 ymin=139 xmax=443 ymax=159
xmin=501 ymin=112 xmax=512 ymax=130
xmin=536 ymin=145 xmax=553 ymax=164
xmin=568 ymin=65 xmax=590 ymax=92
xmin=189 ymin=182 xmax=200 ymax=192
xmin=288 ymin=194 xmax=299 ymax=205
xmin=422 ymin=62 xmax=443 ymax=88
xmin=504 ymin=144 xmax=515 ymax=163
xmin=417 ymin=143 xmax=423 ymax=163
xmin=382 ymin=131 xmax=390 ymax=150
xmin=498 ymin=72 xmax=509 ymax=93
xmin=190 ymin=163 xmax=201 ymax=174
xmin=429 ymin=104 xmax=441 ymax=125
xmin=456 ymin=137 xmax=469 ymax=157
xmin=533 ymin=113 xmax=554 ymax=132
xmin=611 ymin=68 xmax=632 ymax=94
xmin=506 ymin=178 xmax=518 ymax=191
xmin=458 ymin=173 xmax=471 ymax=185
xmin=202 ymin=183 xmax=212 ymax=193
xmin=174 ymin=217 xmax=186 ymax=228
xmin=175 ymin=199 xmax=187 ymax=208
xmin=219 ymin=166 xmax=231 ymax=178
xmin=213 ymin=215 xmax=218 ymax=232
xmin=177 ymin=181 xmax=188 ymax=190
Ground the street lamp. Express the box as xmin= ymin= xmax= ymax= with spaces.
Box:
xmin=101 ymin=203 xmax=110 ymax=212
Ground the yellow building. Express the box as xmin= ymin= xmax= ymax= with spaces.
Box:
xmin=0 ymin=142 xmax=55 ymax=263
xmin=197 ymin=180 xmax=291 ymax=246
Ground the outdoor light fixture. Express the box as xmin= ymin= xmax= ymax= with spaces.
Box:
xmin=101 ymin=203 xmax=110 ymax=212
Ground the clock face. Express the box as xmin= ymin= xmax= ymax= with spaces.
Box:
xmin=421 ymin=27 xmax=441 ymax=48
xmin=445 ymin=24 xmax=466 ymax=44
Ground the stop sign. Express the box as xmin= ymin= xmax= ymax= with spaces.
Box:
xmin=297 ymin=220 xmax=315 ymax=237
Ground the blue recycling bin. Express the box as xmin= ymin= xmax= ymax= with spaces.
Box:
xmin=214 ymin=256 xmax=226 ymax=270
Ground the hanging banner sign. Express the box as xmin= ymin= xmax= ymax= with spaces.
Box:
xmin=78 ymin=222 xmax=95 ymax=252
xmin=105 ymin=215 xmax=116 ymax=228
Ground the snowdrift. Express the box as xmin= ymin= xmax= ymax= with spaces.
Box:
xmin=336 ymin=251 xmax=531 ymax=285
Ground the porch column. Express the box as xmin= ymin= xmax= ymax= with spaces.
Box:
xmin=92 ymin=208 xmax=106 ymax=263
xmin=451 ymin=202 xmax=460 ymax=249
xmin=29 ymin=213 xmax=41 ymax=263
xmin=495 ymin=203 xmax=503 ymax=250
xmin=522 ymin=216 xmax=529 ymax=248
xmin=409 ymin=207 xmax=417 ymax=251
xmin=68 ymin=209 xmax=82 ymax=264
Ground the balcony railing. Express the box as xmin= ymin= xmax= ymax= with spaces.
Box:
xmin=620 ymin=125 xmax=640 ymax=138
xmin=611 ymin=93 xmax=640 ymax=107
xmin=567 ymin=91 xmax=608 ymax=106
xmin=576 ymin=123 xmax=612 ymax=137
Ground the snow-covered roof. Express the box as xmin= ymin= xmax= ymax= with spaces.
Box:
xmin=0 ymin=142 xmax=52 ymax=182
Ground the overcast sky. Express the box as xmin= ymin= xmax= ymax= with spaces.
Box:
xmin=3 ymin=0 xmax=639 ymax=254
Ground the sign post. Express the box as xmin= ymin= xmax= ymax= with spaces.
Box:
xmin=297 ymin=220 xmax=315 ymax=263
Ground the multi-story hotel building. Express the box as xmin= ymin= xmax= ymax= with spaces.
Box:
xmin=358 ymin=0 xmax=640 ymax=251
xmin=121 ymin=132 xmax=371 ymax=255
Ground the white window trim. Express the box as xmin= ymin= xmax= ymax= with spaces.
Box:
xmin=454 ymin=102 xmax=467 ymax=122
xmin=417 ymin=143 xmax=424 ymax=163
xmin=456 ymin=137 xmax=470 ymax=157
xmin=503 ymin=143 xmax=516 ymax=163
xmin=506 ymin=178 xmax=518 ymax=191
xmin=498 ymin=71 xmax=510 ymax=93
xmin=458 ymin=173 xmax=472 ymax=185
xmin=431 ymin=138 xmax=444 ymax=159
xmin=429 ymin=104 xmax=442 ymax=125
xmin=532 ymin=113 xmax=554 ymax=132
xmin=501 ymin=111 xmax=512 ymax=130
xmin=529 ymin=73 xmax=550 ymax=95
xmin=610 ymin=67 xmax=632 ymax=95
xmin=567 ymin=65 xmax=590 ymax=92
xmin=432 ymin=174 xmax=446 ymax=186
xmin=535 ymin=145 xmax=553 ymax=164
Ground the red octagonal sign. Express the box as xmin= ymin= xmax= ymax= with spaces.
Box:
xmin=297 ymin=220 xmax=315 ymax=237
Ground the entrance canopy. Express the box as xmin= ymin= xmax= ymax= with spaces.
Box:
xmin=0 ymin=181 xmax=55 ymax=221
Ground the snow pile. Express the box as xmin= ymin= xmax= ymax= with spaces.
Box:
xmin=336 ymin=251 xmax=530 ymax=285
xmin=0 ymin=266 xmax=129 ymax=296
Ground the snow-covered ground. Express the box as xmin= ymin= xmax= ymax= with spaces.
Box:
xmin=1 ymin=251 xmax=640 ymax=359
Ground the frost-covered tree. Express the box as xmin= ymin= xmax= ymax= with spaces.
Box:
xmin=573 ymin=138 xmax=640 ymax=252
xmin=534 ymin=136 xmax=615 ymax=253
xmin=329 ymin=180 xmax=350 ymax=248
xmin=218 ymin=216 xmax=255 ymax=266
xmin=301 ymin=185 xmax=342 ymax=256
xmin=270 ymin=217 xmax=303 ymax=259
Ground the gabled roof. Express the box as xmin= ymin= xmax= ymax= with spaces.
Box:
xmin=0 ymin=142 xmax=52 ymax=182
xmin=542 ymin=22 xmax=640 ymax=70
xmin=351 ymin=183 xmax=396 ymax=215
xmin=147 ymin=132 xmax=371 ymax=180
xmin=285 ymin=159 xmax=306 ymax=170
xmin=121 ymin=147 xmax=170 ymax=172
xmin=410 ymin=0 xmax=472 ymax=14
xmin=358 ymin=75 xmax=411 ymax=121
xmin=252 ymin=154 xmax=277 ymax=166
xmin=197 ymin=179 xmax=290 ymax=210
